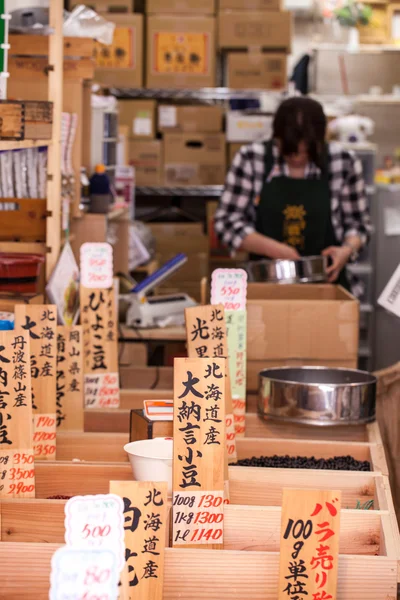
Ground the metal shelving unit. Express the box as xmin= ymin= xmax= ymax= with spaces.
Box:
xmin=111 ymin=87 xmax=282 ymax=103
xmin=136 ymin=185 xmax=223 ymax=197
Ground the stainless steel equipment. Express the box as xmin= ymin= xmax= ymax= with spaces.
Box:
xmin=245 ymin=256 xmax=328 ymax=284
xmin=258 ymin=366 xmax=376 ymax=426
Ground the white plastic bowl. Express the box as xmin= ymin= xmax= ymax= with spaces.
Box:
xmin=124 ymin=437 xmax=173 ymax=495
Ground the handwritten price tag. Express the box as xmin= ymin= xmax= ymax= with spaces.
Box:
xmin=50 ymin=547 xmax=119 ymax=600
xmin=211 ymin=269 xmax=247 ymax=311
xmin=65 ymin=494 xmax=125 ymax=571
xmin=0 ymin=449 xmax=35 ymax=498
xmin=80 ymin=243 xmax=114 ymax=289
xmin=173 ymin=491 xmax=225 ymax=546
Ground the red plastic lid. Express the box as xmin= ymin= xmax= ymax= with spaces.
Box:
xmin=0 ymin=254 xmax=45 ymax=265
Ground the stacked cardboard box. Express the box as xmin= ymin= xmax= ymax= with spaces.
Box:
xmin=145 ymin=0 xmax=216 ymax=89
xmin=218 ymin=0 xmax=291 ymax=90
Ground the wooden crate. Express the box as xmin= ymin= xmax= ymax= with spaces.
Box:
xmin=0 ymin=100 xmax=25 ymax=140
xmin=0 ymin=199 xmax=47 ymax=242
xmin=23 ymin=101 xmax=53 ymax=139
xmin=0 ymin=542 xmax=397 ymax=599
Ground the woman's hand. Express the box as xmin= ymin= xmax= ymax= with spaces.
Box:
xmin=322 ymin=245 xmax=352 ymax=283
xmin=275 ymin=242 xmax=301 ymax=260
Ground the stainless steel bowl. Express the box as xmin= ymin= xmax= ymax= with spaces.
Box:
xmin=258 ymin=366 xmax=376 ymax=426
xmin=245 ymin=255 xmax=328 ymax=284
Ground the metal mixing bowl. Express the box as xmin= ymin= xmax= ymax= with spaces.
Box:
xmin=245 ymin=255 xmax=328 ymax=284
xmin=258 ymin=366 xmax=376 ymax=426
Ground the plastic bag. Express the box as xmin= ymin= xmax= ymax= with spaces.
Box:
xmin=63 ymin=5 xmax=115 ymax=45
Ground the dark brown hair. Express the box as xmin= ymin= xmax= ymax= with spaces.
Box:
xmin=272 ymin=97 xmax=327 ymax=168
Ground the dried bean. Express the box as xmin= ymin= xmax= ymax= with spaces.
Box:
xmin=231 ymin=454 xmax=370 ymax=471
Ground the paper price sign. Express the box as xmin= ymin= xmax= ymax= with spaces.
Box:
xmin=65 ymin=494 xmax=125 ymax=572
xmin=173 ymin=490 xmax=224 ymax=546
xmin=278 ymin=489 xmax=341 ymax=600
xmin=378 ymin=262 xmax=400 ymax=318
xmin=211 ymin=268 xmax=247 ymax=311
xmin=80 ymin=243 xmax=114 ymax=289
xmin=50 ymin=547 xmax=119 ymax=600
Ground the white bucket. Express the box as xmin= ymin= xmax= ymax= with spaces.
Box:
xmin=124 ymin=437 xmax=173 ymax=495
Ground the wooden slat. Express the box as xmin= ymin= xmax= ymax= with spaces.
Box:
xmin=120 ymin=388 xmax=173 ymax=409
xmin=119 ymin=366 xmax=173 ymax=390
xmin=0 ymin=199 xmax=46 ymax=241
xmin=84 ymin=407 xmax=130 ymax=433
xmin=0 ymin=543 xmax=396 ymax=600
xmin=9 ymin=57 xmax=94 ymax=81
xmin=0 ymin=101 xmax=24 ymax=140
xmin=56 ymin=431 xmax=128 ymax=462
xmin=0 ymin=501 xmax=385 ymax=556
xmin=9 ymin=35 xmax=95 ymax=58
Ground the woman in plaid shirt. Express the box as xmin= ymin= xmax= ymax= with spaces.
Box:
xmin=214 ymin=97 xmax=372 ymax=292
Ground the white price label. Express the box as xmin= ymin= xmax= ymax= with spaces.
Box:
xmin=211 ymin=268 xmax=247 ymax=311
xmin=80 ymin=243 xmax=113 ymax=289
xmin=134 ymin=117 xmax=152 ymax=136
xmin=50 ymin=547 xmax=119 ymax=600
xmin=159 ymin=106 xmax=177 ymax=128
xmin=64 ymin=494 xmax=125 ymax=571
xmin=378 ymin=262 xmax=400 ymax=318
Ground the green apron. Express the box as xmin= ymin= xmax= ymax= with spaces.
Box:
xmin=251 ymin=141 xmax=350 ymax=290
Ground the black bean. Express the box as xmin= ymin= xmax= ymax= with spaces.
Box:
xmin=231 ymin=454 xmax=371 ymax=471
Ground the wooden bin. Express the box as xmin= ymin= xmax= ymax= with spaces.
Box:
xmin=0 ymin=198 xmax=47 ymax=242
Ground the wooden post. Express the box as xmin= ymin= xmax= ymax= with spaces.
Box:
xmin=14 ymin=304 xmax=57 ymax=461
xmin=80 ymin=286 xmax=120 ymax=409
xmin=110 ymin=480 xmax=168 ymax=600
xmin=278 ymin=489 xmax=342 ymax=600
xmin=185 ymin=304 xmax=237 ymax=464
xmin=56 ymin=326 xmax=84 ymax=431
xmin=172 ymin=357 xmax=225 ymax=549
xmin=0 ymin=329 xmax=35 ymax=498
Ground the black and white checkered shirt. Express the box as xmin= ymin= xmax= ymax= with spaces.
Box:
xmin=214 ymin=140 xmax=372 ymax=296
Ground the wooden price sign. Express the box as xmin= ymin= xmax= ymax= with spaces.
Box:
xmin=211 ymin=269 xmax=247 ymax=437
xmin=226 ymin=310 xmax=246 ymax=436
xmin=64 ymin=494 xmax=125 ymax=573
xmin=50 ymin=547 xmax=119 ymax=600
xmin=0 ymin=329 xmax=35 ymax=498
xmin=80 ymin=286 xmax=120 ymax=409
xmin=278 ymin=489 xmax=341 ymax=600
xmin=14 ymin=304 xmax=57 ymax=461
xmin=185 ymin=305 xmax=236 ymax=462
xmin=56 ymin=326 xmax=84 ymax=431
xmin=172 ymin=357 xmax=225 ymax=549
xmin=110 ymin=481 xmax=168 ymax=600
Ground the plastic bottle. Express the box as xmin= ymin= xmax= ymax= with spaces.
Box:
xmin=89 ymin=164 xmax=112 ymax=213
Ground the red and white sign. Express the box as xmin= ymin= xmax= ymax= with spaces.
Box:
xmin=80 ymin=243 xmax=113 ymax=289
xmin=84 ymin=372 xmax=120 ymax=409
xmin=211 ymin=268 xmax=247 ymax=311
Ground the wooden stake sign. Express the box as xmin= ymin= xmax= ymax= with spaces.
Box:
xmin=110 ymin=480 xmax=168 ymax=600
xmin=0 ymin=329 xmax=35 ymax=498
xmin=14 ymin=304 xmax=57 ymax=461
xmin=211 ymin=269 xmax=248 ymax=437
xmin=185 ymin=304 xmax=236 ymax=462
xmin=50 ymin=547 xmax=119 ymax=600
xmin=226 ymin=310 xmax=246 ymax=436
xmin=56 ymin=326 xmax=84 ymax=431
xmin=172 ymin=357 xmax=225 ymax=549
xmin=80 ymin=286 xmax=120 ymax=409
xmin=278 ymin=489 xmax=341 ymax=600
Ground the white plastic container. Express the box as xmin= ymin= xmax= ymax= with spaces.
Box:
xmin=124 ymin=437 xmax=173 ymax=495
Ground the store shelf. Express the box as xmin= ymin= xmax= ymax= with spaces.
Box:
xmin=347 ymin=262 xmax=373 ymax=275
xmin=0 ymin=139 xmax=52 ymax=151
xmin=360 ymin=303 xmax=374 ymax=313
xmin=136 ymin=185 xmax=224 ymax=197
xmin=111 ymin=87 xmax=281 ymax=102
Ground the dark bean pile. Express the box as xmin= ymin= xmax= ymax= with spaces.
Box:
xmin=232 ymin=454 xmax=371 ymax=471
xmin=46 ymin=495 xmax=72 ymax=500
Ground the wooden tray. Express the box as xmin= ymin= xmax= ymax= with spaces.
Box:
xmin=0 ymin=199 xmax=47 ymax=242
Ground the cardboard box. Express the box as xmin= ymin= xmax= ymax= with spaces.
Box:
xmin=246 ymin=284 xmax=359 ymax=362
xmin=118 ymin=100 xmax=156 ymax=140
xmin=94 ymin=14 xmax=143 ymax=87
xmin=228 ymin=142 xmax=243 ymax=164
xmin=158 ymin=105 xmax=223 ymax=133
xmin=128 ymin=140 xmax=163 ymax=185
xmin=227 ymin=52 xmax=287 ymax=90
xmin=108 ymin=212 xmax=131 ymax=274
xmin=164 ymin=133 xmax=226 ymax=185
xmin=220 ymin=0 xmax=281 ymax=8
xmin=218 ymin=11 xmax=292 ymax=50
xmin=146 ymin=16 xmax=216 ymax=89
xmin=146 ymin=0 xmax=215 ymax=14
xmin=68 ymin=0 xmax=134 ymax=11
xmin=226 ymin=111 xmax=273 ymax=142
xmin=358 ymin=4 xmax=388 ymax=43
xmin=149 ymin=222 xmax=208 ymax=254
xmin=156 ymin=251 xmax=208 ymax=284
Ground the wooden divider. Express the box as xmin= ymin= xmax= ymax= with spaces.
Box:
xmin=0 ymin=543 xmax=397 ymax=599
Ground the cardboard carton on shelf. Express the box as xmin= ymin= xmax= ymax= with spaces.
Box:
xmin=146 ymin=16 xmax=216 ymax=89
xmin=155 ymin=251 xmax=209 ymax=284
xmin=128 ymin=139 xmax=163 ymax=185
xmin=146 ymin=0 xmax=215 ymax=14
xmin=228 ymin=142 xmax=244 ymax=164
xmin=93 ymin=13 xmax=143 ymax=87
xmin=149 ymin=222 xmax=208 ymax=255
xmin=218 ymin=11 xmax=292 ymax=51
xmin=158 ymin=105 xmax=223 ymax=133
xmin=163 ymin=133 xmax=226 ymax=185
xmin=220 ymin=0 xmax=281 ymax=8
xmin=227 ymin=52 xmax=287 ymax=90
xmin=118 ymin=100 xmax=157 ymax=140
xmin=226 ymin=111 xmax=273 ymax=143
xmin=246 ymin=283 xmax=359 ymax=363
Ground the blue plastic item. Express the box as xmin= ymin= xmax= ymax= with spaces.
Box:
xmin=131 ymin=253 xmax=188 ymax=296
xmin=0 ymin=320 xmax=14 ymax=330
